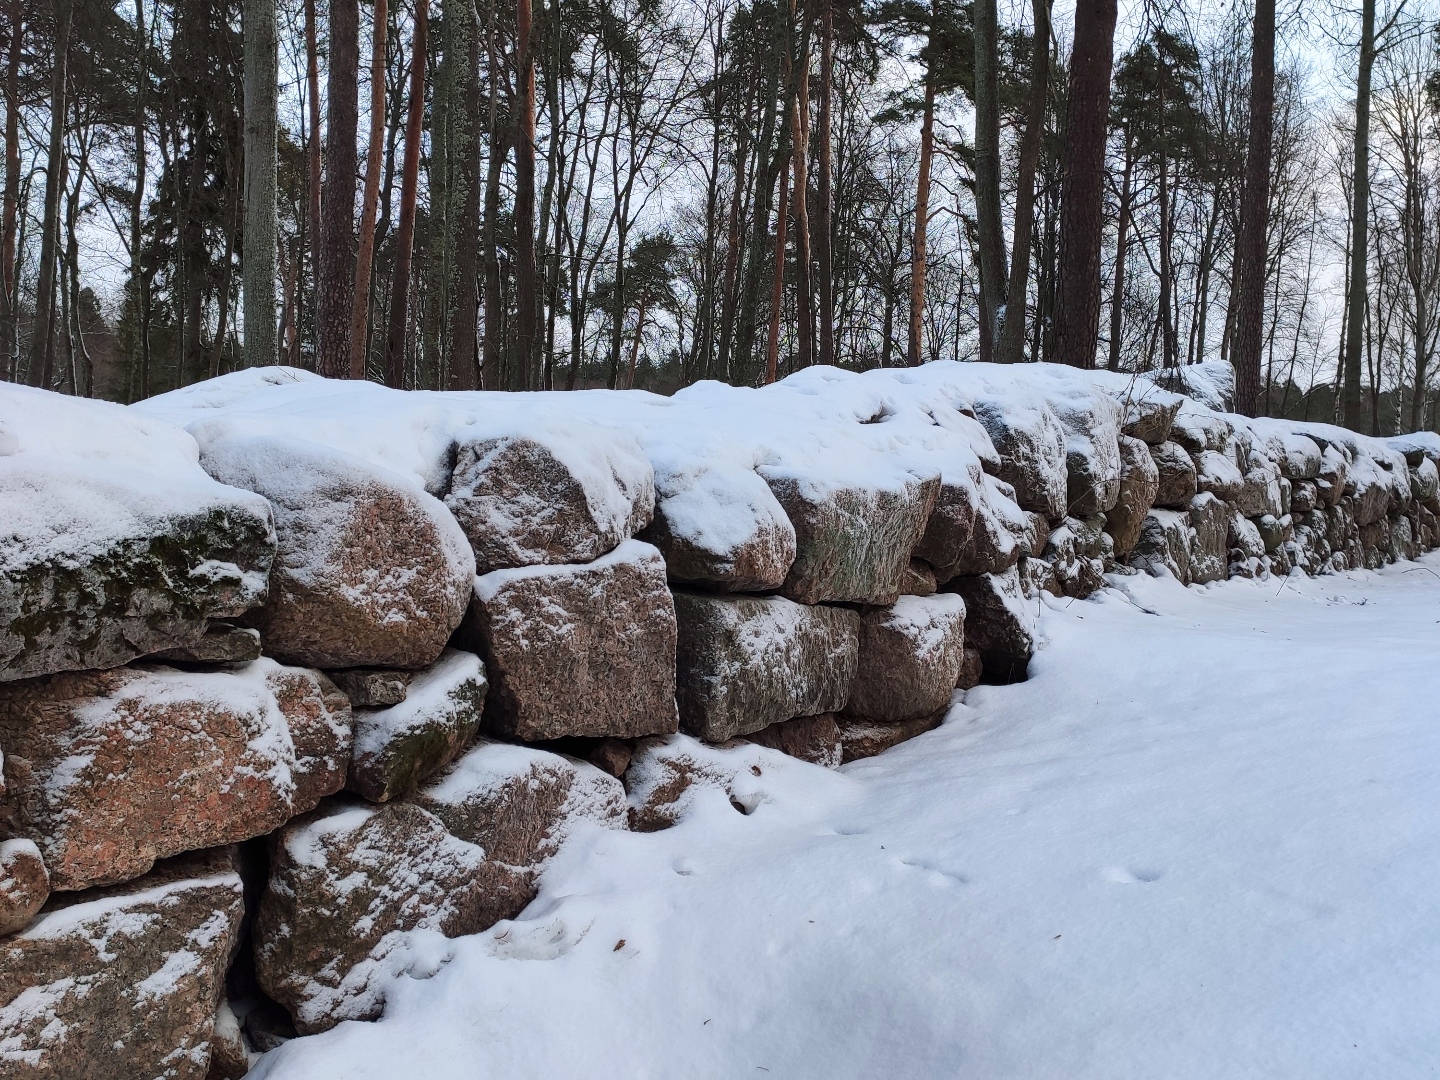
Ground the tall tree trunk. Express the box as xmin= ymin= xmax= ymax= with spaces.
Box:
xmin=1157 ymin=148 xmax=1177 ymax=369
xmin=481 ymin=0 xmax=504 ymax=389
xmin=2 ymin=0 xmax=19 ymax=379
xmin=973 ymin=0 xmax=1007 ymax=361
xmin=816 ymin=0 xmax=834 ymax=367
xmin=130 ymin=0 xmax=151 ymax=397
xmin=1231 ymin=0 xmax=1274 ymax=415
xmin=997 ymin=0 xmax=1050 ymax=365
xmin=1341 ymin=0 xmax=1374 ymax=429
xmin=243 ymin=0 xmax=279 ymax=371
xmin=1106 ymin=130 xmax=1132 ymax=371
xmin=907 ymin=74 xmax=935 ymax=367
xmin=30 ymin=0 xmax=74 ymax=388
xmin=304 ymin=0 xmax=322 ymax=346
xmin=316 ymin=0 xmax=360 ymax=377
xmin=1050 ymin=0 xmax=1118 ymax=369
xmin=349 ymin=0 xmax=387 ymax=378
xmin=790 ymin=0 xmax=813 ymax=369
xmin=383 ymin=0 xmax=427 ymax=388
xmin=447 ymin=0 xmax=481 ymax=390
xmin=514 ymin=0 xmax=539 ymax=388
xmin=765 ymin=151 xmax=792 ymax=384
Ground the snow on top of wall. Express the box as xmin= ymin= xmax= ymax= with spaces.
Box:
xmin=0 ymin=381 xmax=273 ymax=572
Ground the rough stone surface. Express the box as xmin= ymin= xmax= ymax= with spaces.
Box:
xmin=911 ymin=473 xmax=981 ymax=581
xmin=973 ymin=398 xmax=1069 ymax=519
xmin=0 ymin=661 xmax=350 ymax=892
xmin=1234 ymin=456 xmax=1284 ymax=519
xmin=254 ymin=800 xmax=514 ymax=1035
xmin=925 ymin=474 xmax=1027 ymax=582
xmin=745 ymin=714 xmax=843 ymax=768
xmin=1106 ymin=435 xmax=1161 ymax=556
xmin=1053 ymin=395 xmax=1125 ymax=517
xmin=206 ymin=1000 xmax=250 ymax=1080
xmin=1 ymin=463 xmax=274 ymax=687
xmin=0 ymin=848 xmax=244 ymax=1079
xmin=948 ymin=568 xmax=1035 ymax=683
xmin=956 ymin=646 xmax=984 ymax=690
xmin=589 ymin=739 xmax=633 ymax=778
xmin=838 ymin=709 xmax=947 ymax=763
xmin=900 ymin=559 xmax=938 ymax=596
xmin=1131 ymin=509 xmax=1192 ymax=583
xmin=1195 ymin=449 xmax=1244 ymax=503
xmin=1188 ymin=492 xmax=1230 ymax=585
xmin=624 ymin=736 xmax=783 ymax=832
xmin=444 ymin=432 xmax=654 ymax=574
xmin=201 ymin=434 xmax=475 ymax=671
xmin=641 ymin=491 xmax=795 ymax=593
xmin=1151 ymin=441 xmax=1199 ymax=508
xmin=328 ymin=668 xmax=411 ymax=708
xmin=846 ymin=594 xmax=966 ymax=722
xmin=0 ymin=839 xmax=48 ymax=936
xmin=152 ymin=623 xmax=263 ymax=665
xmin=673 ymin=591 xmax=859 ymax=742
xmin=460 ymin=540 xmax=677 ymax=742
xmin=347 ymin=650 xmax=487 ymax=804
xmin=1117 ymin=388 xmax=1183 ymax=444
xmin=411 ymin=741 xmax=626 ymax=883
xmin=764 ymin=471 xmax=940 ymax=606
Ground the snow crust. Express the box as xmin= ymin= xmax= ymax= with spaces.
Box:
xmin=0 ymin=382 xmax=272 ymax=574
xmin=350 ymin=650 xmax=486 ymax=762
xmin=251 ymin=555 xmax=1440 ymax=1079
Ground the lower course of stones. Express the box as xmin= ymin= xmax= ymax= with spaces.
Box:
xmin=1 ymin=360 xmax=1437 ymax=1077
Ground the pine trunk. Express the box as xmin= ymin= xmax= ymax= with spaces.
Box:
xmin=997 ymin=0 xmax=1050 ymax=365
xmin=30 ymin=0 xmax=74 ymax=388
xmin=1231 ymin=0 xmax=1274 ymax=415
xmin=973 ymin=0 xmax=1007 ymax=361
xmin=515 ymin=0 xmax=539 ymax=389
xmin=384 ymin=0 xmax=427 ymax=388
xmin=349 ymin=0 xmax=388 ymax=379
xmin=815 ymin=0 xmax=834 ymax=367
xmin=907 ymin=75 xmax=935 ymax=367
xmin=243 ymin=0 xmax=279 ymax=371
xmin=1106 ymin=131 xmax=1132 ymax=371
xmin=1050 ymin=0 xmax=1118 ymax=369
xmin=790 ymin=0 xmax=813 ymax=369
xmin=1341 ymin=0 xmax=1373 ymax=430
xmin=2 ymin=0 xmax=20 ymax=379
xmin=448 ymin=0 xmax=481 ymax=390
xmin=316 ymin=0 xmax=360 ymax=377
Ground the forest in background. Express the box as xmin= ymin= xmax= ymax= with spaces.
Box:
xmin=3 ymin=0 xmax=1440 ymax=435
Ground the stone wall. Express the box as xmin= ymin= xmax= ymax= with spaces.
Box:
xmin=2 ymin=361 xmax=1437 ymax=1076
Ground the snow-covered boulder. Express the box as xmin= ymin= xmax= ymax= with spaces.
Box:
xmin=443 ymin=427 xmax=654 ymax=574
xmin=1116 ymin=385 xmax=1183 ymax=445
xmin=1106 ymin=434 xmax=1161 ymax=556
xmin=1229 ymin=512 xmax=1266 ymax=561
xmin=846 ymin=595 xmax=966 ymax=722
xmin=0 ymin=385 xmax=275 ymax=683
xmin=922 ymin=473 xmax=1027 ymax=582
xmin=0 ymin=660 xmax=349 ymax=891
xmin=1132 ymin=509 xmax=1193 ymax=583
xmin=1188 ymin=492 xmax=1230 ymax=585
xmin=1054 ymin=394 xmax=1125 ymax=517
xmin=1233 ymin=455 xmax=1284 ymax=519
xmin=624 ymin=735 xmax=797 ymax=831
xmin=764 ymin=468 xmax=940 ymax=606
xmin=1411 ymin=457 xmax=1439 ymax=510
xmin=673 ymin=591 xmax=859 ymax=742
xmin=901 ymin=559 xmax=939 ymax=596
xmin=1151 ymin=440 xmax=1199 ymax=508
xmin=745 ymin=714 xmax=843 ymax=767
xmin=1141 ymin=360 xmax=1236 ymax=412
xmin=410 ymin=741 xmax=626 ymax=891
xmin=254 ymin=800 xmax=517 ymax=1034
xmin=837 ymin=710 xmax=947 ymax=763
xmin=460 ymin=540 xmax=678 ymax=742
xmin=1169 ymin=405 xmax=1231 ymax=455
xmin=0 ymin=848 xmax=243 ymax=1079
xmin=198 ymin=432 xmax=474 ymax=670
xmin=1195 ymin=449 xmax=1244 ymax=503
xmin=948 ymin=567 xmax=1035 ymax=683
xmin=347 ymin=649 xmax=487 ymax=804
xmin=972 ymin=395 xmax=1069 ymax=519
xmin=0 ymin=839 xmax=47 ymax=936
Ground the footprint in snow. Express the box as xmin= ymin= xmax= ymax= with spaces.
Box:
xmin=1101 ymin=866 xmax=1164 ymax=884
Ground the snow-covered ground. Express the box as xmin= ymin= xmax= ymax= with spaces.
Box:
xmin=253 ymin=557 xmax=1440 ymax=1080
